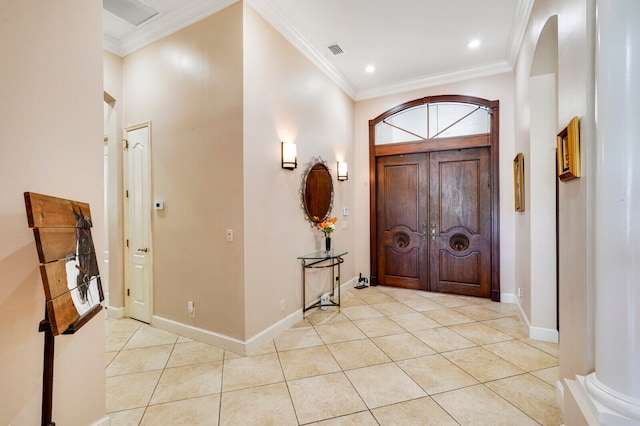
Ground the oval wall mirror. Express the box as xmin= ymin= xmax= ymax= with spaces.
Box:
xmin=300 ymin=157 xmax=334 ymax=225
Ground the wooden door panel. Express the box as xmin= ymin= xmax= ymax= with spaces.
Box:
xmin=383 ymin=165 xmax=419 ymax=230
xmin=384 ymin=246 xmax=419 ymax=277
xmin=439 ymin=160 xmax=480 ymax=233
xmin=430 ymin=148 xmax=491 ymax=297
xmin=376 ymin=154 xmax=428 ymax=290
xmin=439 ymin=251 xmax=480 ymax=285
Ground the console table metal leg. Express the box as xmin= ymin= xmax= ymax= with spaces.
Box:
xmin=302 ymin=260 xmax=306 ymax=316
xmin=331 ymin=259 xmax=335 ymax=299
xmin=337 ymin=258 xmax=341 ymax=309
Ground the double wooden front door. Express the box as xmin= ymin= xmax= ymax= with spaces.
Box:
xmin=376 ymin=147 xmax=492 ymax=297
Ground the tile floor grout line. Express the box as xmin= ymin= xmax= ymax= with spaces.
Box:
xmin=106 ymin=288 xmax=563 ymax=425
xmin=273 ymin=340 xmax=303 ymax=425
xmin=217 ymin=350 xmax=226 ymax=426
xmin=336 ymin=297 xmax=452 ymax=421
xmin=367 ymin=293 xmax=542 ymax=424
xmin=355 ymin=290 xmax=470 ymax=424
xmin=481 ymin=381 xmax=545 ymax=425
xmin=140 ymin=337 xmax=173 ymax=423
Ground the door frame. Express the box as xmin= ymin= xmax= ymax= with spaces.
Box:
xmin=103 ymin=135 xmax=110 ymax=307
xmin=369 ymin=95 xmax=501 ymax=301
xmin=123 ymin=121 xmax=153 ymax=322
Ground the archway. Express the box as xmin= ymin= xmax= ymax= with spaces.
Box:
xmin=527 ymin=15 xmax=559 ymax=341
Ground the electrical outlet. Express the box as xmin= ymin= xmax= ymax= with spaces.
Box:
xmin=518 ymin=288 xmax=522 ymax=298
xmin=343 ymin=207 xmax=349 ymax=216
xmin=187 ymin=300 xmax=195 ymax=317
xmin=280 ymin=299 xmax=286 ymax=311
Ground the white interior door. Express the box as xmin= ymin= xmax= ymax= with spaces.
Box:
xmin=124 ymin=123 xmax=152 ymax=323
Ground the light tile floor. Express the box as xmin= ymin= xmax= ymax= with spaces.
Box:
xmin=105 ymin=286 xmax=563 ymax=425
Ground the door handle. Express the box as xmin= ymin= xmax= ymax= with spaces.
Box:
xmin=137 ymin=247 xmax=148 ymax=253
xmin=417 ymin=222 xmax=427 ymax=240
xmin=431 ymin=223 xmax=437 ymax=240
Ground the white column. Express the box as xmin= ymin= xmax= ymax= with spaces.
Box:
xmin=585 ymin=0 xmax=640 ymax=423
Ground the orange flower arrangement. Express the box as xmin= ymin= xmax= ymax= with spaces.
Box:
xmin=314 ymin=216 xmax=338 ymax=237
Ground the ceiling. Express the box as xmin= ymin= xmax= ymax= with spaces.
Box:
xmin=103 ymin=0 xmax=533 ymax=100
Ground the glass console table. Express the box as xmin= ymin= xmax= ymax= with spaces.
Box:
xmin=297 ymin=249 xmax=347 ymax=316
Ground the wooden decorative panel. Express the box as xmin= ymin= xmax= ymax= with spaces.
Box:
xmin=385 ymin=246 xmax=419 ymax=278
xmin=25 ymin=192 xmax=104 ymax=335
xmin=439 ymin=250 xmax=480 ymax=285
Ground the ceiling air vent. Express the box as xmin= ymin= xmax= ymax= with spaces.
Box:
xmin=104 ymin=0 xmax=159 ymax=26
xmin=327 ymin=44 xmax=344 ymax=55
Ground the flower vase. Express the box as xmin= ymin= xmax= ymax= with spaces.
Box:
xmin=325 ymin=236 xmax=331 ymax=252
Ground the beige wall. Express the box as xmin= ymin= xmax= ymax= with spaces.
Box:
xmin=513 ymin=0 xmax=595 ymax=381
xmin=113 ymin=2 xmax=356 ymax=343
xmin=104 ymin=51 xmax=125 ymax=310
xmin=0 ymin=1 xmax=106 ymax=425
xmin=122 ymin=3 xmax=246 ymax=339
xmin=353 ymin=73 xmax=516 ymax=299
xmin=103 ymin=0 xmax=596 ymax=390
xmin=529 ymin=72 xmax=559 ymax=335
xmin=243 ymin=4 xmax=356 ymax=338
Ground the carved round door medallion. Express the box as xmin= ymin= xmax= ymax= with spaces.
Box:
xmin=449 ymin=234 xmax=470 ymax=251
xmin=392 ymin=232 xmax=411 ymax=248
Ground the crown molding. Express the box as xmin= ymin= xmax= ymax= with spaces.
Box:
xmin=103 ymin=33 xmax=122 ymax=57
xmin=103 ymin=0 xmax=528 ymax=102
xmin=245 ymin=0 xmax=358 ymax=99
xmin=355 ymin=61 xmax=512 ymax=101
xmin=105 ymin=0 xmax=239 ymax=57
xmin=506 ymin=0 xmax=535 ymax=67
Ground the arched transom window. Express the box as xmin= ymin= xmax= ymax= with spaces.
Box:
xmin=375 ymin=101 xmax=492 ymax=145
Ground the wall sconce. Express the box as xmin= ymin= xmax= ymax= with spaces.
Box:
xmin=337 ymin=161 xmax=348 ymax=181
xmin=281 ymin=142 xmax=297 ymax=170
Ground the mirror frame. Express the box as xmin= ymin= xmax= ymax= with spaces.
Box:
xmin=300 ymin=156 xmax=334 ymax=226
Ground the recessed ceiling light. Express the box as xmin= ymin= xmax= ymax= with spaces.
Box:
xmin=468 ymin=39 xmax=481 ymax=49
xmin=366 ymin=65 xmax=375 ymax=73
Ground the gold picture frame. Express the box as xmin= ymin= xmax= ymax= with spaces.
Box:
xmin=513 ymin=153 xmax=525 ymax=211
xmin=557 ymin=116 xmax=580 ymax=181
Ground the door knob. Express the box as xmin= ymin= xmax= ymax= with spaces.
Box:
xmin=431 ymin=223 xmax=437 ymax=240
xmin=137 ymin=248 xmax=148 ymax=252
xmin=417 ymin=222 xmax=427 ymax=240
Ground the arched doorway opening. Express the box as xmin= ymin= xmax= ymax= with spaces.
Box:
xmin=526 ymin=15 xmax=559 ymax=341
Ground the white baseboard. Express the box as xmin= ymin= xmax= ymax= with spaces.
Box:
xmin=304 ymin=276 xmax=359 ymax=309
xmin=565 ymin=376 xmax=603 ymax=426
xmin=343 ymin=276 xmax=358 ymax=289
xmin=90 ymin=416 xmax=111 ymax=426
xmin=152 ymin=315 xmax=247 ymax=355
xmin=244 ymin=309 xmax=303 ymax=355
xmin=557 ymin=379 xmax=565 ymax=411
xmin=513 ymin=296 xmax=531 ymax=327
xmin=500 ymin=292 xmax=517 ymax=303
xmin=106 ymin=305 xmax=125 ymax=319
xmin=508 ymin=295 xmax=559 ymax=343
xmin=152 ymin=310 xmax=305 ymax=357
xmin=245 ymin=275 xmax=358 ymax=353
xmin=531 ymin=326 xmax=559 ymax=343
xmin=151 ymin=276 xmax=360 ymax=356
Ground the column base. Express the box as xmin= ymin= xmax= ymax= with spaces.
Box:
xmin=566 ymin=374 xmax=640 ymax=425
